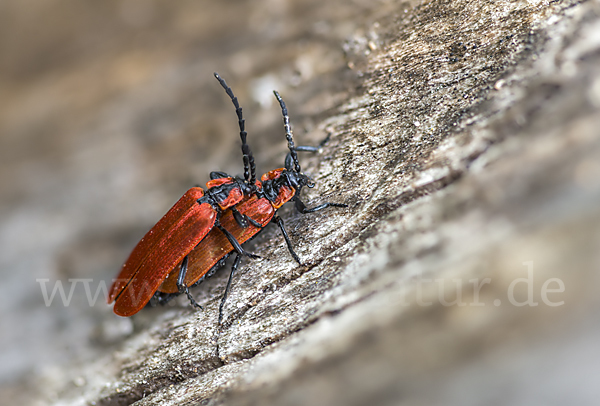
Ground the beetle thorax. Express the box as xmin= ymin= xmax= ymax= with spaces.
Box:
xmin=261 ymin=170 xmax=313 ymax=207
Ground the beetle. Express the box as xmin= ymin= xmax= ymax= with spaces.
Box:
xmin=106 ymin=184 xmax=261 ymax=317
xmin=108 ymin=73 xmax=345 ymax=318
xmin=107 ymin=73 xmax=260 ymax=317
xmin=155 ymin=78 xmax=346 ymax=324
xmin=155 ymin=193 xmax=274 ymax=321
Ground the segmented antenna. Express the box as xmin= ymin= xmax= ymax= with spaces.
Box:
xmin=214 ymin=72 xmax=256 ymax=186
xmin=273 ymin=91 xmax=301 ymax=173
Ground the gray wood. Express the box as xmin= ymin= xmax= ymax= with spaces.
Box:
xmin=2 ymin=0 xmax=599 ymax=405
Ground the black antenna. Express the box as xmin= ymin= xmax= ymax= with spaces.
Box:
xmin=273 ymin=91 xmax=301 ymax=173
xmin=214 ymin=72 xmax=256 ymax=186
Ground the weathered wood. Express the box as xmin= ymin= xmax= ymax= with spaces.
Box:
xmin=3 ymin=0 xmax=600 ymax=405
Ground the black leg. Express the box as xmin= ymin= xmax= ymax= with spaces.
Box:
xmin=232 ymin=207 xmax=248 ymax=228
xmin=284 ymin=146 xmax=321 ymax=170
xmin=232 ymin=207 xmax=263 ymax=229
xmin=148 ymin=291 xmax=179 ymax=307
xmin=294 ymin=145 xmax=320 ymax=152
xmin=210 ymin=171 xmax=230 ymax=180
xmin=218 ymin=254 xmax=242 ymax=325
xmin=176 ymin=255 xmax=203 ymax=310
xmin=293 ymin=196 xmax=348 ymax=214
xmin=274 ymin=215 xmax=302 ymax=265
xmin=217 ymin=223 xmax=261 ymax=259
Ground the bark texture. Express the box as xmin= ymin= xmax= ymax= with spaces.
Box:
xmin=1 ymin=1 xmax=599 ymax=405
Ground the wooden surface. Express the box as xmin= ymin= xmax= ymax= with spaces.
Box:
xmin=1 ymin=0 xmax=599 ymax=405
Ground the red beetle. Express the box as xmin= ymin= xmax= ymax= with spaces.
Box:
xmin=108 ymin=73 xmax=345 ymax=318
xmin=108 ymin=73 xmax=259 ymax=317
xmin=156 ymin=193 xmax=274 ymax=321
xmin=152 ymin=82 xmax=346 ymax=324
xmin=106 ymin=177 xmax=262 ymax=317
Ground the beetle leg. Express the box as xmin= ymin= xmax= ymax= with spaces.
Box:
xmin=231 ymin=206 xmax=248 ymax=228
xmin=232 ymin=206 xmax=263 ymax=228
xmin=148 ymin=291 xmax=178 ymax=307
xmin=216 ymin=222 xmax=261 ymax=259
xmin=285 ymin=146 xmax=320 ymax=169
xmin=176 ymin=255 xmax=203 ymax=310
xmin=274 ymin=215 xmax=303 ymax=265
xmin=294 ymin=145 xmax=320 ymax=152
xmin=293 ymin=196 xmax=347 ymax=214
xmin=210 ymin=171 xmax=230 ymax=180
xmin=245 ymin=215 xmax=263 ymax=228
xmin=218 ymin=254 xmax=242 ymax=325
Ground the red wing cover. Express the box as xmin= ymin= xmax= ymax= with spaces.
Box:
xmin=108 ymin=188 xmax=216 ymax=316
xmin=159 ymin=195 xmax=274 ymax=293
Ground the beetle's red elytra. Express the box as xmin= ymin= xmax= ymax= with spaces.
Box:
xmin=159 ymin=193 xmax=274 ymax=294
xmin=108 ymin=188 xmax=214 ymax=317
xmin=108 ymin=73 xmax=346 ymax=322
